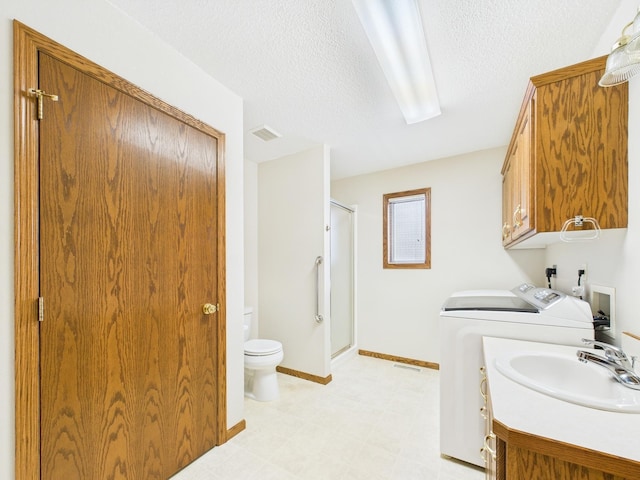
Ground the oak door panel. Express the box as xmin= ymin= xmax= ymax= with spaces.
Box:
xmin=39 ymin=52 xmax=219 ymax=479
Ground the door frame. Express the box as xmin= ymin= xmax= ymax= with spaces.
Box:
xmin=13 ymin=21 xmax=227 ymax=480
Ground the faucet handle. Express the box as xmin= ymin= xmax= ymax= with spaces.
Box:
xmin=581 ymin=338 xmax=630 ymax=365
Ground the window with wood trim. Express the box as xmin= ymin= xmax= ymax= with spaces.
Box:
xmin=383 ymin=188 xmax=431 ymax=269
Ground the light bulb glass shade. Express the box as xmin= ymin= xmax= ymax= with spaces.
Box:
xmin=600 ymin=10 xmax=640 ymax=87
xmin=599 ymin=41 xmax=640 ymax=86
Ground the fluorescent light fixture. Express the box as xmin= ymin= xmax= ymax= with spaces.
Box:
xmin=352 ymin=0 xmax=441 ymax=124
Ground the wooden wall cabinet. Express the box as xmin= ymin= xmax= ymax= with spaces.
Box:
xmin=502 ymin=56 xmax=628 ymax=248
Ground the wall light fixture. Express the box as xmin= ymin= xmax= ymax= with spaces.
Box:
xmin=600 ymin=8 xmax=640 ymax=86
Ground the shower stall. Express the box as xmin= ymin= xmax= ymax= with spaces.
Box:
xmin=330 ymin=201 xmax=356 ymax=358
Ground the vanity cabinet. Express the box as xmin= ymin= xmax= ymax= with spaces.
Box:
xmin=484 ymin=382 xmax=636 ymax=479
xmin=490 ymin=420 xmax=635 ymax=480
xmin=502 ymin=56 xmax=628 ymax=248
xmin=483 ymin=337 xmax=640 ymax=479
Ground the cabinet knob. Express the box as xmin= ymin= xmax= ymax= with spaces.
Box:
xmin=502 ymin=222 xmax=511 ymax=240
xmin=513 ymin=204 xmax=523 ymax=228
xmin=482 ymin=433 xmax=497 ymax=460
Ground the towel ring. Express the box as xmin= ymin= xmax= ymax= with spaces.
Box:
xmin=560 ymin=215 xmax=601 ymax=242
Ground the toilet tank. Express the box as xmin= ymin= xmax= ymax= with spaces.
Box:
xmin=243 ymin=307 xmax=253 ymax=341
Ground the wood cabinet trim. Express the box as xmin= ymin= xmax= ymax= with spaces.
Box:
xmin=502 ymin=84 xmax=535 ymax=174
xmin=530 ymin=55 xmax=607 ymax=87
xmin=493 ymin=419 xmax=640 ymax=479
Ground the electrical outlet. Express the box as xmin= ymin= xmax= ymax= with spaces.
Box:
xmin=545 ymin=266 xmax=557 ymax=289
xmin=579 ymin=263 xmax=587 ymax=281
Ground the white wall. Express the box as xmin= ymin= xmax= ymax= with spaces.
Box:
xmin=244 ymin=160 xmax=260 ymax=338
xmin=258 ymin=146 xmax=331 ymax=378
xmin=1 ymin=1 xmax=245 ymax=477
xmin=544 ymin=0 xmax=640 ymax=345
xmin=331 ymin=147 xmax=545 ymax=363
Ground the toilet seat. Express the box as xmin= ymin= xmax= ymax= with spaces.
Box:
xmin=244 ymin=339 xmax=282 ymax=356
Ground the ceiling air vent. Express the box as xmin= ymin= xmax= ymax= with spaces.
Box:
xmin=250 ymin=125 xmax=281 ymax=142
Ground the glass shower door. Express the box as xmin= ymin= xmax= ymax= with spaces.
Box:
xmin=330 ymin=201 xmax=354 ymax=358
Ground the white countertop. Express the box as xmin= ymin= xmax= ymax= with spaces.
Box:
xmin=482 ymin=336 xmax=640 ymax=463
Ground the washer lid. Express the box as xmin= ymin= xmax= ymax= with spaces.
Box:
xmin=442 ymin=295 xmax=538 ymax=313
xmin=245 ymin=339 xmax=282 ymax=355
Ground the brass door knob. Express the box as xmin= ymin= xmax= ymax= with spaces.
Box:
xmin=202 ymin=303 xmax=218 ymax=315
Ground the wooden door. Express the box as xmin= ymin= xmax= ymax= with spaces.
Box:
xmin=37 ymin=51 xmax=221 ymax=479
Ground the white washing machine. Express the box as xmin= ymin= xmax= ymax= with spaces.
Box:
xmin=439 ymin=283 xmax=595 ymax=468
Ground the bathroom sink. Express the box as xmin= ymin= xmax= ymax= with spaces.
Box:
xmin=494 ymin=351 xmax=640 ymax=413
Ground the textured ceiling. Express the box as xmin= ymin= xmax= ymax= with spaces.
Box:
xmin=107 ymin=0 xmax=620 ymax=179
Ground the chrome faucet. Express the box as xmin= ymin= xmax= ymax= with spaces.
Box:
xmin=577 ymin=339 xmax=640 ymax=390
xmin=581 ymin=338 xmax=636 ymax=370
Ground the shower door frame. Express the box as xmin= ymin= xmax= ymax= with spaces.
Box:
xmin=329 ymin=200 xmax=357 ymax=359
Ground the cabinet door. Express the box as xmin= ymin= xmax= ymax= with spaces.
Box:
xmin=481 ymin=367 xmax=497 ymax=479
xmin=511 ymin=108 xmax=533 ymax=240
xmin=535 ymin=68 xmax=627 ymax=232
xmin=501 ymin=161 xmax=514 ymax=245
xmin=502 ymin=101 xmax=534 ymax=247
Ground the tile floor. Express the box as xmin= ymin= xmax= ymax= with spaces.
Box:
xmin=171 ymin=353 xmax=484 ymax=480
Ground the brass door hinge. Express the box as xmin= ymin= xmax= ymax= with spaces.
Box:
xmin=38 ymin=297 xmax=44 ymax=322
xmin=29 ymin=88 xmax=59 ymax=120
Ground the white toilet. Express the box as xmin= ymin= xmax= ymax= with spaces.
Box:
xmin=244 ymin=307 xmax=284 ymax=401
